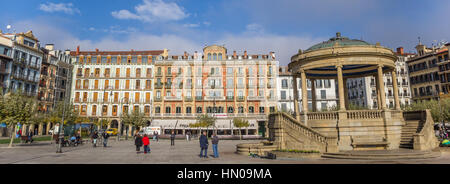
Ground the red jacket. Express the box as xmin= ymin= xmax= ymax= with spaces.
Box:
xmin=142 ymin=136 xmax=150 ymax=146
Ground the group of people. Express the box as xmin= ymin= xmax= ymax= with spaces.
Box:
xmin=199 ymin=131 xmax=219 ymax=158
xmin=132 ymin=130 xmax=220 ymax=158
xmin=90 ymin=130 xmax=110 ymax=147
xmin=135 ymin=134 xmax=151 ymax=154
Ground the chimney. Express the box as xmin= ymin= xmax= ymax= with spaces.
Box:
xmin=396 ymin=47 xmax=404 ymax=55
xmin=233 ymin=51 xmax=237 ymax=59
xmin=194 ymin=51 xmax=198 ymax=59
xmin=184 ymin=51 xmax=187 ymax=58
xmin=76 ymin=45 xmax=80 ymax=55
xmin=45 ymin=44 xmax=54 ymax=51
xmin=244 ymin=50 xmax=247 ymax=59
xmin=96 ymin=48 xmax=99 ymax=53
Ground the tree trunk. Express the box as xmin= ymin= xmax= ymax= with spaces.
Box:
xmin=239 ymin=128 xmax=242 ymax=140
xmin=8 ymin=124 xmax=15 ymax=148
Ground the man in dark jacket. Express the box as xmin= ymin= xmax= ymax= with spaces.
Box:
xmin=199 ymin=131 xmax=208 ymax=158
xmin=211 ymin=133 xmax=219 ymax=158
xmin=135 ymin=134 xmax=143 ymax=153
xmin=170 ymin=131 xmax=176 ymax=146
xmin=102 ymin=132 xmax=110 ymax=147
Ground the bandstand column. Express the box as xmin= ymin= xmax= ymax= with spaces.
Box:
xmin=343 ymin=78 xmax=349 ymax=110
xmin=300 ymin=70 xmax=308 ymax=113
xmin=292 ymin=74 xmax=301 ymax=120
xmin=377 ymin=65 xmax=387 ymax=109
xmin=311 ymin=79 xmax=317 ymax=112
xmin=336 ymin=65 xmax=346 ymax=111
xmin=375 ymin=75 xmax=382 ymax=109
xmin=391 ymin=69 xmax=401 ymax=110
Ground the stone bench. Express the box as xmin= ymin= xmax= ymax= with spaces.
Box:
xmin=351 ymin=135 xmax=389 ymax=150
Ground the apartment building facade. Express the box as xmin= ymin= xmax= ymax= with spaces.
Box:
xmin=407 ymin=43 xmax=448 ymax=102
xmin=151 ymin=45 xmax=278 ymax=137
xmin=70 ymin=47 xmax=166 ymax=134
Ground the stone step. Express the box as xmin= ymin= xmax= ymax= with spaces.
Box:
xmin=321 ymin=152 xmax=440 ymax=160
xmin=322 ymin=151 xmax=432 ymax=157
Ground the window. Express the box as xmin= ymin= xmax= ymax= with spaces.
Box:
xmin=186 ymin=107 xmax=192 ymax=114
xmin=92 ymin=105 xmax=97 ymax=116
xmin=155 ymin=107 xmax=161 ymax=114
xmin=102 ymin=105 xmax=108 ymax=115
xmin=238 ymin=106 xmax=244 ymax=113
xmin=228 ymin=106 xmax=234 ymax=113
xmin=282 ymin=79 xmax=288 ymax=88
xmin=248 ymin=106 xmax=254 ymax=113
xmin=320 ymin=90 xmax=326 ymax=99
xmin=145 ymin=106 xmax=150 ymax=115
xmin=259 ymin=107 xmax=265 ymax=114
xmin=281 ymin=91 xmax=286 ymax=100
xmin=176 ymin=107 xmax=181 ymax=114
xmin=196 ymin=107 xmax=202 ymax=113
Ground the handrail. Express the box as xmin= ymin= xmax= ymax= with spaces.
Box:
xmin=276 ymin=112 xmax=336 ymax=144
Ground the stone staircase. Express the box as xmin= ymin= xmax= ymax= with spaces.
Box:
xmin=321 ymin=149 xmax=440 ymax=160
xmin=399 ymin=120 xmax=425 ymax=149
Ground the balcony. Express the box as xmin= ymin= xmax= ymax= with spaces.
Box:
xmin=185 ymin=96 xmax=193 ymax=102
xmin=154 ymin=97 xmax=162 ymax=102
xmin=226 ymin=96 xmax=234 ymax=101
xmin=155 ymin=72 xmax=162 ymax=77
xmin=205 ymin=96 xmax=225 ymax=101
xmin=237 ymin=96 xmax=245 ymax=102
xmin=195 ymin=96 xmax=203 ymax=101
xmin=164 ymin=83 xmax=172 ymax=88
xmin=164 ymin=96 xmax=182 ymax=101
xmin=247 ymin=96 xmax=265 ymax=101
xmin=154 ymin=83 xmax=163 ymax=89
xmin=267 ymin=83 xmax=273 ymax=88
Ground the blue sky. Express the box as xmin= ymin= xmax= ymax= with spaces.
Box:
xmin=1 ymin=0 xmax=449 ymax=65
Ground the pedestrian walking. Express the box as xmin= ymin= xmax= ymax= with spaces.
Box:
xmin=170 ymin=131 xmax=176 ymax=146
xmin=187 ymin=131 xmax=191 ymax=141
xmin=153 ymin=131 xmax=157 ymax=141
xmin=92 ymin=131 xmax=98 ymax=147
xmin=212 ymin=133 xmax=219 ymax=158
xmin=26 ymin=131 xmax=34 ymax=143
xmin=102 ymin=132 xmax=110 ymax=147
xmin=135 ymin=134 xmax=143 ymax=153
xmin=199 ymin=131 xmax=208 ymax=158
xmin=186 ymin=131 xmax=190 ymax=141
xmin=155 ymin=131 xmax=159 ymax=142
xmin=143 ymin=134 xmax=150 ymax=154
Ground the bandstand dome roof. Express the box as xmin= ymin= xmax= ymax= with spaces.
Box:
xmin=306 ymin=32 xmax=371 ymax=51
xmin=289 ymin=32 xmax=397 ymax=79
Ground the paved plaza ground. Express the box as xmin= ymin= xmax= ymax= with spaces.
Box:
xmin=1 ymin=139 xmax=450 ymax=164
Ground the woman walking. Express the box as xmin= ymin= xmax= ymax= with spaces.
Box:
xmin=135 ymin=134 xmax=143 ymax=154
xmin=92 ymin=131 xmax=98 ymax=147
xmin=143 ymin=134 xmax=150 ymax=154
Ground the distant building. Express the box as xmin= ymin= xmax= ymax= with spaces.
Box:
xmin=1 ymin=31 xmax=42 ymax=96
xmin=407 ymin=42 xmax=448 ymax=102
xmin=277 ymin=66 xmax=337 ymax=113
xmin=347 ymin=47 xmax=414 ymax=109
xmin=70 ymin=47 xmax=165 ymax=134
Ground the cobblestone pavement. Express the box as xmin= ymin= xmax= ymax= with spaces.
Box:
xmin=1 ymin=139 xmax=450 ymax=164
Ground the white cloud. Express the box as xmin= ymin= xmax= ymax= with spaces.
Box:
xmin=183 ymin=23 xmax=200 ymax=28
xmin=39 ymin=2 xmax=81 ymax=15
xmin=111 ymin=0 xmax=188 ymax=22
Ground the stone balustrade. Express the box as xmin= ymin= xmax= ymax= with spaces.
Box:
xmin=346 ymin=110 xmax=382 ymax=119
xmin=307 ymin=112 xmax=338 ymax=120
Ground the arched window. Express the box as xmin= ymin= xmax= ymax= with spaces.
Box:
xmin=213 ymin=53 xmax=217 ymax=60
xmin=248 ymin=106 xmax=254 ymax=113
xmin=218 ymin=53 xmax=222 ymax=60
xmin=155 ymin=107 xmax=160 ymax=113
xmin=208 ymin=53 xmax=212 ymax=60
xmin=228 ymin=106 xmax=234 ymax=113
xmin=218 ymin=106 xmax=223 ymax=113
xmin=165 ymin=106 xmax=171 ymax=113
xmin=196 ymin=107 xmax=202 ymax=113
xmin=238 ymin=106 xmax=244 ymax=113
